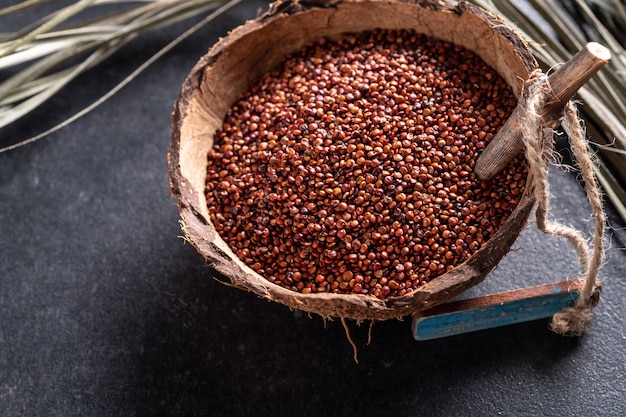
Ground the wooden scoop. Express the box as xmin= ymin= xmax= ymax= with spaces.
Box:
xmin=412 ymin=43 xmax=610 ymax=340
xmin=474 ymin=42 xmax=611 ymax=180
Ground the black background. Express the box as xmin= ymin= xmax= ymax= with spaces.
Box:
xmin=1 ymin=1 xmax=625 ymax=416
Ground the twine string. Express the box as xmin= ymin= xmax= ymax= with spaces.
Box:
xmin=520 ymin=74 xmax=605 ymax=336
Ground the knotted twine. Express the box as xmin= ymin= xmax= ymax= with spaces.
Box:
xmin=519 ymin=73 xmax=605 ymax=336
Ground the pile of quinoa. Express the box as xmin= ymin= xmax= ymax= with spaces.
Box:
xmin=205 ymin=29 xmax=527 ymax=299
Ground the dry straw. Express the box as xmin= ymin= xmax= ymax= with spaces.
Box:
xmin=0 ymin=0 xmax=238 ymax=150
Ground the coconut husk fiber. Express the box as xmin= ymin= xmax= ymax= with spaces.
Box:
xmin=168 ymin=0 xmax=538 ymax=321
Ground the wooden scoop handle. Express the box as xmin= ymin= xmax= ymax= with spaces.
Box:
xmin=474 ymin=42 xmax=611 ymax=180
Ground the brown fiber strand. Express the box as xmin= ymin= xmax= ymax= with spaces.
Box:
xmin=550 ymin=102 xmax=605 ymax=335
xmin=520 ymin=75 xmax=605 ymax=336
xmin=341 ymin=317 xmax=358 ymax=363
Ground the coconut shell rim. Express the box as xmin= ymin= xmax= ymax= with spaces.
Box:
xmin=168 ymin=0 xmax=539 ymax=321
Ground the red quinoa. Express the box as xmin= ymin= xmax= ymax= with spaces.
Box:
xmin=205 ymin=28 xmax=527 ymax=299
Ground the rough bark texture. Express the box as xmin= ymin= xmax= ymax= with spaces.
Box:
xmin=168 ymin=0 xmax=539 ymax=320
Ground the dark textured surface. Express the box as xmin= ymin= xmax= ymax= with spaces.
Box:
xmin=1 ymin=1 xmax=625 ymax=416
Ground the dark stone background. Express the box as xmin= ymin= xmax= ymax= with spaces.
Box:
xmin=1 ymin=1 xmax=624 ymax=416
